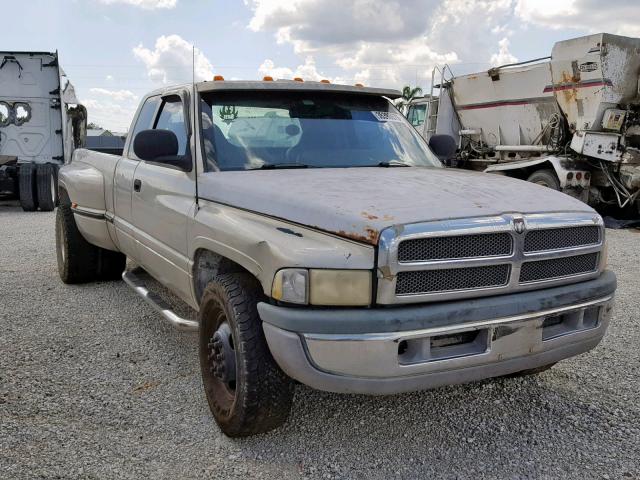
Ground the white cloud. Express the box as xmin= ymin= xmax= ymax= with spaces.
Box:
xmin=83 ymin=88 xmax=140 ymax=130
xmin=98 ymin=0 xmax=177 ymax=9
xmin=258 ymin=56 xmax=331 ymax=81
xmin=514 ymin=0 xmax=640 ymax=36
xmin=245 ymin=0 xmax=513 ymax=88
xmin=89 ymin=88 xmax=138 ymax=102
xmin=133 ymin=34 xmax=214 ymax=84
xmin=490 ymin=37 xmax=518 ymax=66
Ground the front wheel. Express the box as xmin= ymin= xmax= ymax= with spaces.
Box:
xmin=199 ymin=273 xmax=294 ymax=437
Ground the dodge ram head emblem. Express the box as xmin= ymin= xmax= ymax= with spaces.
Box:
xmin=513 ymin=218 xmax=526 ymax=234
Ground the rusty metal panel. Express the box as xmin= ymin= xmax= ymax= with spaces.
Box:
xmin=196 ymin=167 xmax=593 ymax=246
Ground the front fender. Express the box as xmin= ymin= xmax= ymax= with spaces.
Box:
xmin=191 ymin=200 xmax=375 ymax=297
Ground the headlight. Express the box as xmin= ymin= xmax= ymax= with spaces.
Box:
xmin=272 ymin=269 xmax=372 ymax=306
xmin=271 ymin=268 xmax=308 ymax=304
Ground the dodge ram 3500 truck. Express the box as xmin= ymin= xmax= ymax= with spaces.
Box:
xmin=56 ymin=79 xmax=617 ymax=437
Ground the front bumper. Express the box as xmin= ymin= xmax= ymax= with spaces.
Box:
xmin=259 ymin=271 xmax=616 ymax=395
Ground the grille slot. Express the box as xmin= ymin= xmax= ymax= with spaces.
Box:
xmin=396 ymin=264 xmax=510 ymax=295
xmin=519 ymin=253 xmax=599 ymax=283
xmin=524 ymin=226 xmax=600 ymax=252
xmin=398 ymin=233 xmax=513 ymax=262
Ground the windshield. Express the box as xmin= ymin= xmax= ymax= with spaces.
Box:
xmin=199 ymin=91 xmax=442 ymax=171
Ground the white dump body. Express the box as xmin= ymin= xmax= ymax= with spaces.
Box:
xmin=449 ymin=33 xmax=640 ymax=163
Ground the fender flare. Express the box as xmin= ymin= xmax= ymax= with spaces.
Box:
xmin=483 ymin=155 xmax=590 ymax=189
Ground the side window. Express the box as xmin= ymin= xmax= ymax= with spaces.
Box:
xmin=129 ymin=95 xmax=160 ymax=158
xmin=407 ymin=104 xmax=426 ymax=127
xmin=154 ymin=96 xmax=188 ymax=156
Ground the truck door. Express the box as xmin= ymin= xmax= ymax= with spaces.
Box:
xmin=113 ymin=94 xmax=160 ymax=261
xmin=130 ymin=92 xmax=195 ymax=302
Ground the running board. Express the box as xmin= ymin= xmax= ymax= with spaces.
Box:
xmin=122 ymin=269 xmax=198 ymax=331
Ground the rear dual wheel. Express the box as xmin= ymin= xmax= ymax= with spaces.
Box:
xmin=18 ymin=163 xmax=59 ymax=212
xmin=56 ymin=203 xmax=126 ymax=283
xmin=199 ymin=273 xmax=294 ymax=437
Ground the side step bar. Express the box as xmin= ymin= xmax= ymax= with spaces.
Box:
xmin=122 ymin=269 xmax=199 ymax=331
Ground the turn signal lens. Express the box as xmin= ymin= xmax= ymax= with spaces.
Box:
xmin=272 ymin=269 xmax=308 ymax=304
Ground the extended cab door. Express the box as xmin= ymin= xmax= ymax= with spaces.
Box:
xmin=130 ymin=92 xmax=196 ymax=302
xmin=113 ymin=95 xmax=161 ymax=261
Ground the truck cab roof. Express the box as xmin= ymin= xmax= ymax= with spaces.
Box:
xmin=146 ymin=80 xmax=402 ymax=100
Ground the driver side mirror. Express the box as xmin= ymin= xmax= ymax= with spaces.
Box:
xmin=428 ymin=134 xmax=457 ymax=163
xmin=133 ymin=129 xmax=191 ymax=171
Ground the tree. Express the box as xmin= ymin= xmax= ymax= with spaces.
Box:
xmin=397 ymin=85 xmax=423 ymax=110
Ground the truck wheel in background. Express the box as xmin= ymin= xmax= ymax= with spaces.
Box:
xmin=18 ymin=163 xmax=38 ymax=211
xmin=56 ymin=203 xmax=99 ymax=284
xmin=36 ymin=164 xmax=58 ymax=211
xmin=527 ymin=169 xmax=560 ymax=191
xmin=199 ymin=273 xmax=294 ymax=437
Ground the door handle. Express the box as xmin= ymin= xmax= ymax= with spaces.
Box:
xmin=133 ymin=179 xmax=142 ymax=192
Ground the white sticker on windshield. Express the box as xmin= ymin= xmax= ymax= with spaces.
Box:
xmin=372 ymin=111 xmax=404 ymax=122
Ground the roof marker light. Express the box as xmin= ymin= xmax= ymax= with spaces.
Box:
xmin=213 ymin=75 xmax=224 ymax=81
xmin=320 ymin=79 xmax=330 ymax=84
xmin=355 ymin=83 xmax=364 ymax=87
xmin=263 ymin=76 xmax=274 ymax=81
xmin=293 ymin=77 xmax=304 ymax=82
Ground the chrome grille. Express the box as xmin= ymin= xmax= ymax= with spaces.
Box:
xmin=376 ymin=213 xmax=604 ymax=305
xmin=398 ymin=233 xmax=512 ymax=262
xmin=524 ymin=226 xmax=600 ymax=252
xmin=520 ymin=253 xmax=599 ymax=283
xmin=396 ymin=265 xmax=510 ymax=295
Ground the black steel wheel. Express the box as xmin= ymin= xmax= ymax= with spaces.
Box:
xmin=199 ymin=273 xmax=294 ymax=437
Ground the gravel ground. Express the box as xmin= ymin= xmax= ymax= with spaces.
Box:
xmin=1 ymin=202 xmax=639 ymax=479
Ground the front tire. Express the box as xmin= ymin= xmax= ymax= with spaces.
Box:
xmin=199 ymin=273 xmax=294 ymax=437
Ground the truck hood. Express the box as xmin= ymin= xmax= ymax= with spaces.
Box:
xmin=198 ymin=167 xmax=593 ymax=245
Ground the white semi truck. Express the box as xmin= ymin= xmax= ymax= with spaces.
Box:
xmin=0 ymin=51 xmax=86 ymax=211
xmin=406 ymin=33 xmax=640 ymax=212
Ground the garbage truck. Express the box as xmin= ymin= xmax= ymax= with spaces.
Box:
xmin=0 ymin=51 xmax=86 ymax=211
xmin=407 ymin=33 xmax=640 ymax=212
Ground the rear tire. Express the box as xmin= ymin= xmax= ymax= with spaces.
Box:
xmin=36 ymin=164 xmax=58 ymax=211
xmin=527 ymin=169 xmax=560 ymax=190
xmin=199 ymin=273 xmax=294 ymax=437
xmin=18 ymin=163 xmax=38 ymax=211
xmin=56 ymin=203 xmax=99 ymax=284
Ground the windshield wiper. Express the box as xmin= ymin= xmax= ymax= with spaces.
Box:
xmin=375 ymin=161 xmax=412 ymax=167
xmin=249 ymin=163 xmax=311 ymax=170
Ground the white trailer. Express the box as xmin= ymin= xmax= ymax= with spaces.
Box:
xmin=407 ymin=33 xmax=640 ymax=212
xmin=0 ymin=51 xmax=86 ymax=211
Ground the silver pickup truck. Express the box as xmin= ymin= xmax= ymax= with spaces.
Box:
xmin=56 ymin=79 xmax=616 ymax=437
